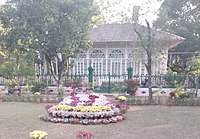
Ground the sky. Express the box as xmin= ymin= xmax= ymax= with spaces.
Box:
xmin=0 ymin=0 xmax=162 ymax=24
xmin=98 ymin=0 xmax=163 ymax=24
xmin=0 ymin=0 xmax=6 ymax=5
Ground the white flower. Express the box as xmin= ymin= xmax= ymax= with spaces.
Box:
xmin=35 ymin=92 xmax=40 ymax=95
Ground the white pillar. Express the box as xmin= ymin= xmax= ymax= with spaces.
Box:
xmin=55 ymin=57 xmax=58 ymax=75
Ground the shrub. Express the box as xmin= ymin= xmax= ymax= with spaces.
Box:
xmin=31 ymin=81 xmax=46 ymax=93
xmin=5 ymin=79 xmax=19 ymax=88
xmin=94 ymin=82 xmax=126 ymax=93
xmin=164 ymin=72 xmax=185 ymax=87
xmin=169 ymin=85 xmax=190 ymax=99
xmin=124 ymin=79 xmax=140 ymax=96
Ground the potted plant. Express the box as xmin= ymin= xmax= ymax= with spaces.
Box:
xmin=116 ymin=102 xmax=129 ymax=114
xmin=34 ymin=92 xmax=41 ymax=103
xmin=117 ymin=96 xmax=126 ymax=102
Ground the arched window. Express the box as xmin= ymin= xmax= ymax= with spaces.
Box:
xmin=79 ymin=51 xmax=86 ymax=58
xmin=109 ymin=49 xmax=124 ymax=58
xmin=128 ymin=49 xmax=135 ymax=58
xmin=89 ymin=49 xmax=105 ymax=58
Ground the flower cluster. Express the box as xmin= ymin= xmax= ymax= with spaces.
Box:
xmin=116 ymin=102 xmax=129 ymax=114
xmin=30 ymin=130 xmax=47 ymax=139
xmin=60 ymin=94 xmax=112 ymax=107
xmin=169 ymin=92 xmax=176 ymax=98
xmin=40 ymin=93 xmax=127 ymax=125
xmin=116 ymin=103 xmax=129 ymax=110
xmin=52 ymin=105 xmax=112 ymax=112
xmin=118 ymin=96 xmax=126 ymax=101
xmin=45 ymin=104 xmax=53 ymax=111
xmin=40 ymin=113 xmax=125 ymax=125
xmin=34 ymin=92 xmax=41 ymax=96
xmin=76 ymin=131 xmax=94 ymax=139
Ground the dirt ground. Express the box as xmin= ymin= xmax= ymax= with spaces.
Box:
xmin=1 ymin=102 xmax=200 ymax=139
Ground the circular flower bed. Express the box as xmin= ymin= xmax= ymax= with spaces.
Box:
xmin=40 ymin=93 xmax=127 ymax=125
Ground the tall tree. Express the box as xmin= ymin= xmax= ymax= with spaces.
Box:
xmin=134 ymin=19 xmax=175 ymax=99
xmin=134 ymin=20 xmax=154 ymax=100
xmin=0 ymin=0 xmax=99 ymax=86
xmin=154 ymin=0 xmax=200 ymax=55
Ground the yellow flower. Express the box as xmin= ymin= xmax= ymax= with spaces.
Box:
xmin=30 ymin=130 xmax=47 ymax=139
xmin=118 ymin=96 xmax=126 ymax=101
xmin=52 ymin=105 xmax=112 ymax=112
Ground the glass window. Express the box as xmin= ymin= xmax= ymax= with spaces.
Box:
xmin=89 ymin=49 xmax=105 ymax=58
xmin=128 ymin=49 xmax=134 ymax=58
xmin=109 ymin=49 xmax=124 ymax=58
xmin=79 ymin=51 xmax=86 ymax=58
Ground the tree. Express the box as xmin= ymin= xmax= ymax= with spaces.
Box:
xmin=133 ymin=20 xmax=173 ymax=99
xmin=0 ymin=0 xmax=99 ymax=87
xmin=186 ymin=53 xmax=200 ymax=76
xmin=134 ymin=20 xmax=154 ymax=100
xmin=154 ymin=0 xmax=200 ymax=55
xmin=131 ymin=1 xmax=172 ymax=100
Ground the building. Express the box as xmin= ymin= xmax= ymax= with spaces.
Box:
xmin=71 ymin=24 xmax=184 ymax=77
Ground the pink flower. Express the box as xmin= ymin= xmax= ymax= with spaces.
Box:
xmin=45 ymin=104 xmax=53 ymax=111
xmin=76 ymin=131 xmax=94 ymax=139
xmin=116 ymin=102 xmax=129 ymax=110
xmin=169 ymin=92 xmax=175 ymax=97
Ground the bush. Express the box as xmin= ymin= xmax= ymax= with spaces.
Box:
xmin=169 ymin=85 xmax=191 ymax=99
xmin=93 ymin=82 xmax=126 ymax=93
xmin=31 ymin=81 xmax=46 ymax=93
xmin=64 ymin=78 xmax=82 ymax=87
xmin=164 ymin=72 xmax=185 ymax=87
xmin=5 ymin=79 xmax=19 ymax=88
xmin=124 ymin=79 xmax=140 ymax=96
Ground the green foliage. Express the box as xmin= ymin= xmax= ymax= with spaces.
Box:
xmin=16 ymin=62 xmax=35 ymax=76
xmin=0 ymin=58 xmax=35 ymax=77
xmin=164 ymin=71 xmax=185 ymax=87
xmin=5 ymin=79 xmax=19 ymax=88
xmin=0 ymin=0 xmax=99 ymax=83
xmin=31 ymin=81 xmax=46 ymax=93
xmin=0 ymin=61 xmax=15 ymax=77
xmin=174 ymin=86 xmax=185 ymax=98
xmin=111 ymin=82 xmax=126 ymax=93
xmin=93 ymin=82 xmax=126 ymax=93
xmin=24 ymin=77 xmax=35 ymax=88
xmin=154 ymin=0 xmax=200 ymax=53
xmin=186 ymin=56 xmax=200 ymax=75
xmin=169 ymin=85 xmax=193 ymax=99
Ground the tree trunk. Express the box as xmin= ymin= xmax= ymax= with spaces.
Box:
xmin=145 ymin=19 xmax=153 ymax=100
xmin=16 ymin=54 xmax=20 ymax=72
xmin=147 ymin=53 xmax=153 ymax=100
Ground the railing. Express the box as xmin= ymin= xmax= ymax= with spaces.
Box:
xmin=0 ymin=74 xmax=199 ymax=89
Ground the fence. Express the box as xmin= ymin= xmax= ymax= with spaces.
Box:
xmin=0 ymin=74 xmax=199 ymax=93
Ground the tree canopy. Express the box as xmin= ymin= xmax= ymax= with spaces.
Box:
xmin=154 ymin=0 xmax=200 ymax=54
xmin=0 ymin=0 xmax=99 ymax=80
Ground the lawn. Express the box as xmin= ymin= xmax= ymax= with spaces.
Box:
xmin=1 ymin=102 xmax=200 ymax=139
